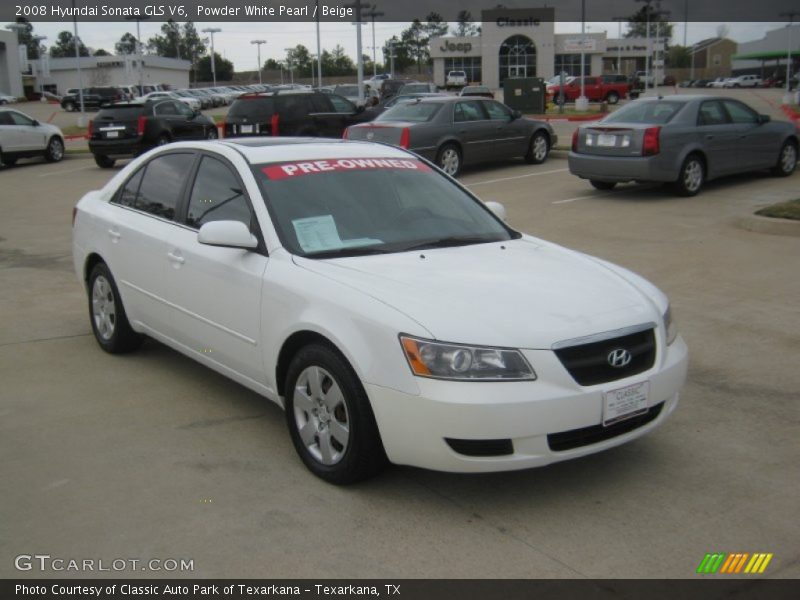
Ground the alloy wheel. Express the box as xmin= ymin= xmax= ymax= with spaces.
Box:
xmin=781 ymin=144 xmax=797 ymax=174
xmin=292 ymin=366 xmax=350 ymax=466
xmin=92 ymin=275 xmax=116 ymax=341
xmin=683 ymin=159 xmax=703 ymax=193
xmin=533 ymin=135 xmax=548 ymax=161
xmin=439 ymin=148 xmax=460 ymax=176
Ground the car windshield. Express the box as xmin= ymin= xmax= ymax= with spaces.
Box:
xmin=336 ymin=86 xmax=358 ymax=96
xmin=602 ymin=100 xmax=686 ymax=124
xmin=254 ymin=157 xmax=516 ymax=258
xmin=377 ymin=102 xmax=441 ymax=122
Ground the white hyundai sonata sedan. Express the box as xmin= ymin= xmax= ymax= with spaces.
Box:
xmin=72 ymin=138 xmax=688 ymax=484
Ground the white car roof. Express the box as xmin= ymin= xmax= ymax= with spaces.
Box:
xmin=166 ymin=139 xmax=415 ymax=165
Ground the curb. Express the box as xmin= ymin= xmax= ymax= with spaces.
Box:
xmin=735 ymin=214 xmax=800 ymax=237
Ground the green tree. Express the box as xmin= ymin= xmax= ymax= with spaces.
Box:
xmin=383 ymin=35 xmax=413 ymax=72
xmin=286 ymin=45 xmax=312 ymax=77
xmin=49 ymin=31 xmax=89 ymax=58
xmin=264 ymin=58 xmax=282 ymax=70
xmin=452 ymin=11 xmax=480 ymax=37
xmin=147 ymin=19 xmax=182 ymax=58
xmin=624 ymin=6 xmax=674 ymax=41
xmin=181 ymin=22 xmax=207 ymax=83
xmin=14 ymin=17 xmax=40 ymax=60
xmin=197 ymin=53 xmax=234 ymax=81
xmin=400 ymin=20 xmax=428 ymax=73
xmin=93 ymin=48 xmax=110 ymax=56
xmin=423 ymin=12 xmax=449 ymax=39
xmin=115 ymin=32 xmax=138 ymax=55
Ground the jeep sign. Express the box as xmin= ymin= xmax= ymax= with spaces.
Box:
xmin=440 ymin=41 xmax=473 ymax=53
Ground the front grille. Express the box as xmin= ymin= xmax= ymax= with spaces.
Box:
xmin=547 ymin=402 xmax=664 ymax=451
xmin=445 ymin=438 xmax=514 ymax=457
xmin=554 ymin=328 xmax=656 ymax=386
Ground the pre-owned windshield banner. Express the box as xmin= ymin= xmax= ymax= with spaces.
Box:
xmin=262 ymin=158 xmax=431 ymax=180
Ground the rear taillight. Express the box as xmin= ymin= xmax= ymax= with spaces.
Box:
xmin=642 ymin=126 xmax=661 ymax=156
xmin=399 ymin=127 xmax=410 ymax=149
xmin=271 ymin=113 xmax=280 ymax=136
xmin=86 ymin=120 xmax=93 ymax=139
xmin=137 ymin=116 xmax=147 ymax=136
xmin=571 ymin=129 xmax=579 ymax=152
xmin=342 ymin=127 xmax=350 ymax=140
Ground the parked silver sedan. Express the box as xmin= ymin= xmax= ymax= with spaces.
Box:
xmin=345 ymin=96 xmax=555 ymax=176
xmin=568 ymin=96 xmax=798 ymax=196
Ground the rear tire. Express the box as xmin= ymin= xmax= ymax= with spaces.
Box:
xmin=606 ymin=91 xmax=620 ymax=104
xmin=771 ymin=140 xmax=797 ymax=177
xmin=672 ymin=154 xmax=705 ymax=196
xmin=87 ymin=262 xmax=142 ymax=354
xmin=525 ymin=131 xmax=549 ymax=164
xmin=63 ymin=101 xmax=75 ymax=112
xmin=284 ymin=344 xmax=387 ymax=484
xmin=590 ymin=180 xmax=617 ymax=190
xmin=94 ymin=154 xmax=116 ymax=168
xmin=436 ymin=143 xmax=462 ymax=177
xmin=44 ymin=137 xmax=64 ymax=162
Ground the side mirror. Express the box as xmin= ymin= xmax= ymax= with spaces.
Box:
xmin=485 ymin=201 xmax=508 ymax=222
xmin=757 ymin=114 xmax=770 ymax=124
xmin=511 ymin=110 xmax=522 ymax=120
xmin=356 ymin=104 xmax=365 ymax=114
xmin=198 ymin=221 xmax=258 ymax=250
xmin=32 ymin=119 xmax=40 ymax=126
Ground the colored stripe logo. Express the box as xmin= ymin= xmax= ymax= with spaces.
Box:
xmin=697 ymin=553 xmax=773 ymax=574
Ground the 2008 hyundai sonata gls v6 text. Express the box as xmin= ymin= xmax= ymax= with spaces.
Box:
xmin=72 ymin=138 xmax=688 ymax=484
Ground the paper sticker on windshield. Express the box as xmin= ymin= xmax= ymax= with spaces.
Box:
xmin=292 ymin=215 xmax=343 ymax=253
xmin=262 ymin=158 xmax=430 ymax=181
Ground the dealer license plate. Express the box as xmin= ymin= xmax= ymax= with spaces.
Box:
xmin=597 ymin=133 xmax=616 ymax=147
xmin=240 ymin=124 xmax=254 ymax=134
xmin=603 ymin=381 xmax=649 ymax=427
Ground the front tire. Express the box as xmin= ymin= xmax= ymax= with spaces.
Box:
xmin=436 ymin=143 xmax=462 ymax=177
xmin=673 ymin=154 xmax=705 ymax=196
xmin=87 ymin=262 xmax=142 ymax=354
xmin=285 ymin=344 xmax=387 ymax=484
xmin=44 ymin=137 xmax=64 ymax=162
xmin=63 ymin=101 xmax=75 ymax=112
xmin=525 ymin=131 xmax=549 ymax=164
xmin=606 ymin=91 xmax=620 ymax=104
xmin=590 ymin=180 xmax=617 ymax=190
xmin=94 ymin=154 xmax=116 ymax=168
xmin=772 ymin=140 xmax=797 ymax=177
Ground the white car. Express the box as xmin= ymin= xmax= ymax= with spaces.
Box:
xmin=72 ymin=139 xmax=688 ymax=484
xmin=446 ymin=70 xmax=468 ymax=88
xmin=0 ymin=92 xmax=18 ymax=104
xmin=0 ymin=108 xmax=65 ymax=167
xmin=723 ymin=75 xmax=762 ymax=88
xmin=707 ymin=78 xmax=732 ymax=88
xmin=141 ymin=91 xmax=201 ymax=111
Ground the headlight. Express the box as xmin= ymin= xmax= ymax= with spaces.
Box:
xmin=400 ymin=335 xmax=536 ymax=381
xmin=664 ymin=305 xmax=678 ymax=345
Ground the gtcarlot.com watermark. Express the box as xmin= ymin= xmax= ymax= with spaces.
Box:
xmin=14 ymin=554 xmax=194 ymax=573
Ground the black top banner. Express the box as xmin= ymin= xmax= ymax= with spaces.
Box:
xmin=3 ymin=0 xmax=799 ymax=23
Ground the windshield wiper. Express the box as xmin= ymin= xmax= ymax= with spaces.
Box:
xmin=398 ymin=235 xmax=503 ymax=252
xmin=305 ymin=246 xmax=390 ymax=259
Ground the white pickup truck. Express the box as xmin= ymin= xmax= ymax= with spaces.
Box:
xmin=446 ymin=70 xmax=468 ymax=89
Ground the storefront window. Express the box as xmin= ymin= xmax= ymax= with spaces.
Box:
xmin=554 ymin=54 xmax=590 ymax=77
xmin=444 ymin=57 xmax=482 ymax=84
xmin=499 ymin=35 xmax=536 ymax=83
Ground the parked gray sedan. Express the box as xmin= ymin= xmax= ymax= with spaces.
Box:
xmin=568 ymin=96 xmax=798 ymax=196
xmin=345 ymin=96 xmax=555 ymax=176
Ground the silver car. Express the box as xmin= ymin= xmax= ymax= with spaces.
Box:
xmin=568 ymin=96 xmax=798 ymax=196
xmin=345 ymin=96 xmax=555 ymax=176
xmin=0 ymin=108 xmax=65 ymax=167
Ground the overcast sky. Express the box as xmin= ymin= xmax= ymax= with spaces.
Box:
xmin=23 ymin=21 xmax=789 ymax=70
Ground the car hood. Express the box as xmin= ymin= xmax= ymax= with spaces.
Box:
xmin=293 ymin=238 xmax=661 ymax=349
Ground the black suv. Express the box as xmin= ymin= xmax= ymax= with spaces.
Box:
xmin=61 ymin=87 xmax=126 ymax=112
xmin=88 ymin=99 xmax=217 ymax=168
xmin=224 ymin=90 xmax=376 ymax=139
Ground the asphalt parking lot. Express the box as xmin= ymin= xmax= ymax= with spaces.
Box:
xmin=1 ymin=121 xmax=799 ymax=578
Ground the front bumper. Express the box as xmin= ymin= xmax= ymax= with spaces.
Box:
xmin=568 ymin=151 xmax=678 ymax=183
xmin=367 ymin=336 xmax=688 ymax=473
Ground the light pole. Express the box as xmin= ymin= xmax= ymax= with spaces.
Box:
xmin=386 ymin=39 xmax=396 ymax=77
xmin=284 ymin=49 xmax=294 ymax=84
xmin=636 ymin=0 xmax=655 ymax=94
xmin=364 ymin=6 xmax=384 ymax=78
xmin=251 ymin=40 xmax=266 ymax=84
xmin=202 ymin=28 xmax=221 ymax=86
xmin=575 ymin=0 xmax=588 ymax=111
xmin=654 ymin=9 xmax=670 ymax=89
xmin=779 ymin=12 xmax=798 ymax=104
xmin=612 ymin=17 xmax=626 ymax=75
xmin=345 ymin=0 xmax=369 ymax=106
xmin=315 ymin=0 xmax=323 ymax=87
xmin=125 ymin=15 xmax=149 ymax=96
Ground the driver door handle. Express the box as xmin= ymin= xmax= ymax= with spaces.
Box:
xmin=167 ymin=251 xmax=185 ymax=264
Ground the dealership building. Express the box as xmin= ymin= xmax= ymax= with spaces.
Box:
xmin=430 ymin=7 xmax=662 ymax=88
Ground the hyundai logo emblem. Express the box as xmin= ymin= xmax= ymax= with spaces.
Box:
xmin=607 ymin=348 xmax=632 ymax=368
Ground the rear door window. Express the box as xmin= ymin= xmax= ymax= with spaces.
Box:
xmin=154 ymin=101 xmax=179 ymax=116
xmin=134 ymin=153 xmax=195 ymax=220
xmin=328 ymin=94 xmax=356 ymax=114
xmin=454 ymin=101 xmax=487 ymax=122
xmin=114 ymin=167 xmax=145 ymax=208
xmin=698 ymin=101 xmax=729 ymax=126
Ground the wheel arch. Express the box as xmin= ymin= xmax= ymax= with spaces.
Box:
xmin=83 ymin=252 xmax=106 ymax=287
xmin=275 ymin=330 xmax=351 ymax=398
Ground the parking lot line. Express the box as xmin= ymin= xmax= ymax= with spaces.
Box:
xmin=465 ymin=168 xmax=569 ymax=187
xmin=552 ymin=193 xmax=609 ymax=204
xmin=37 ymin=165 xmax=94 ymax=178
